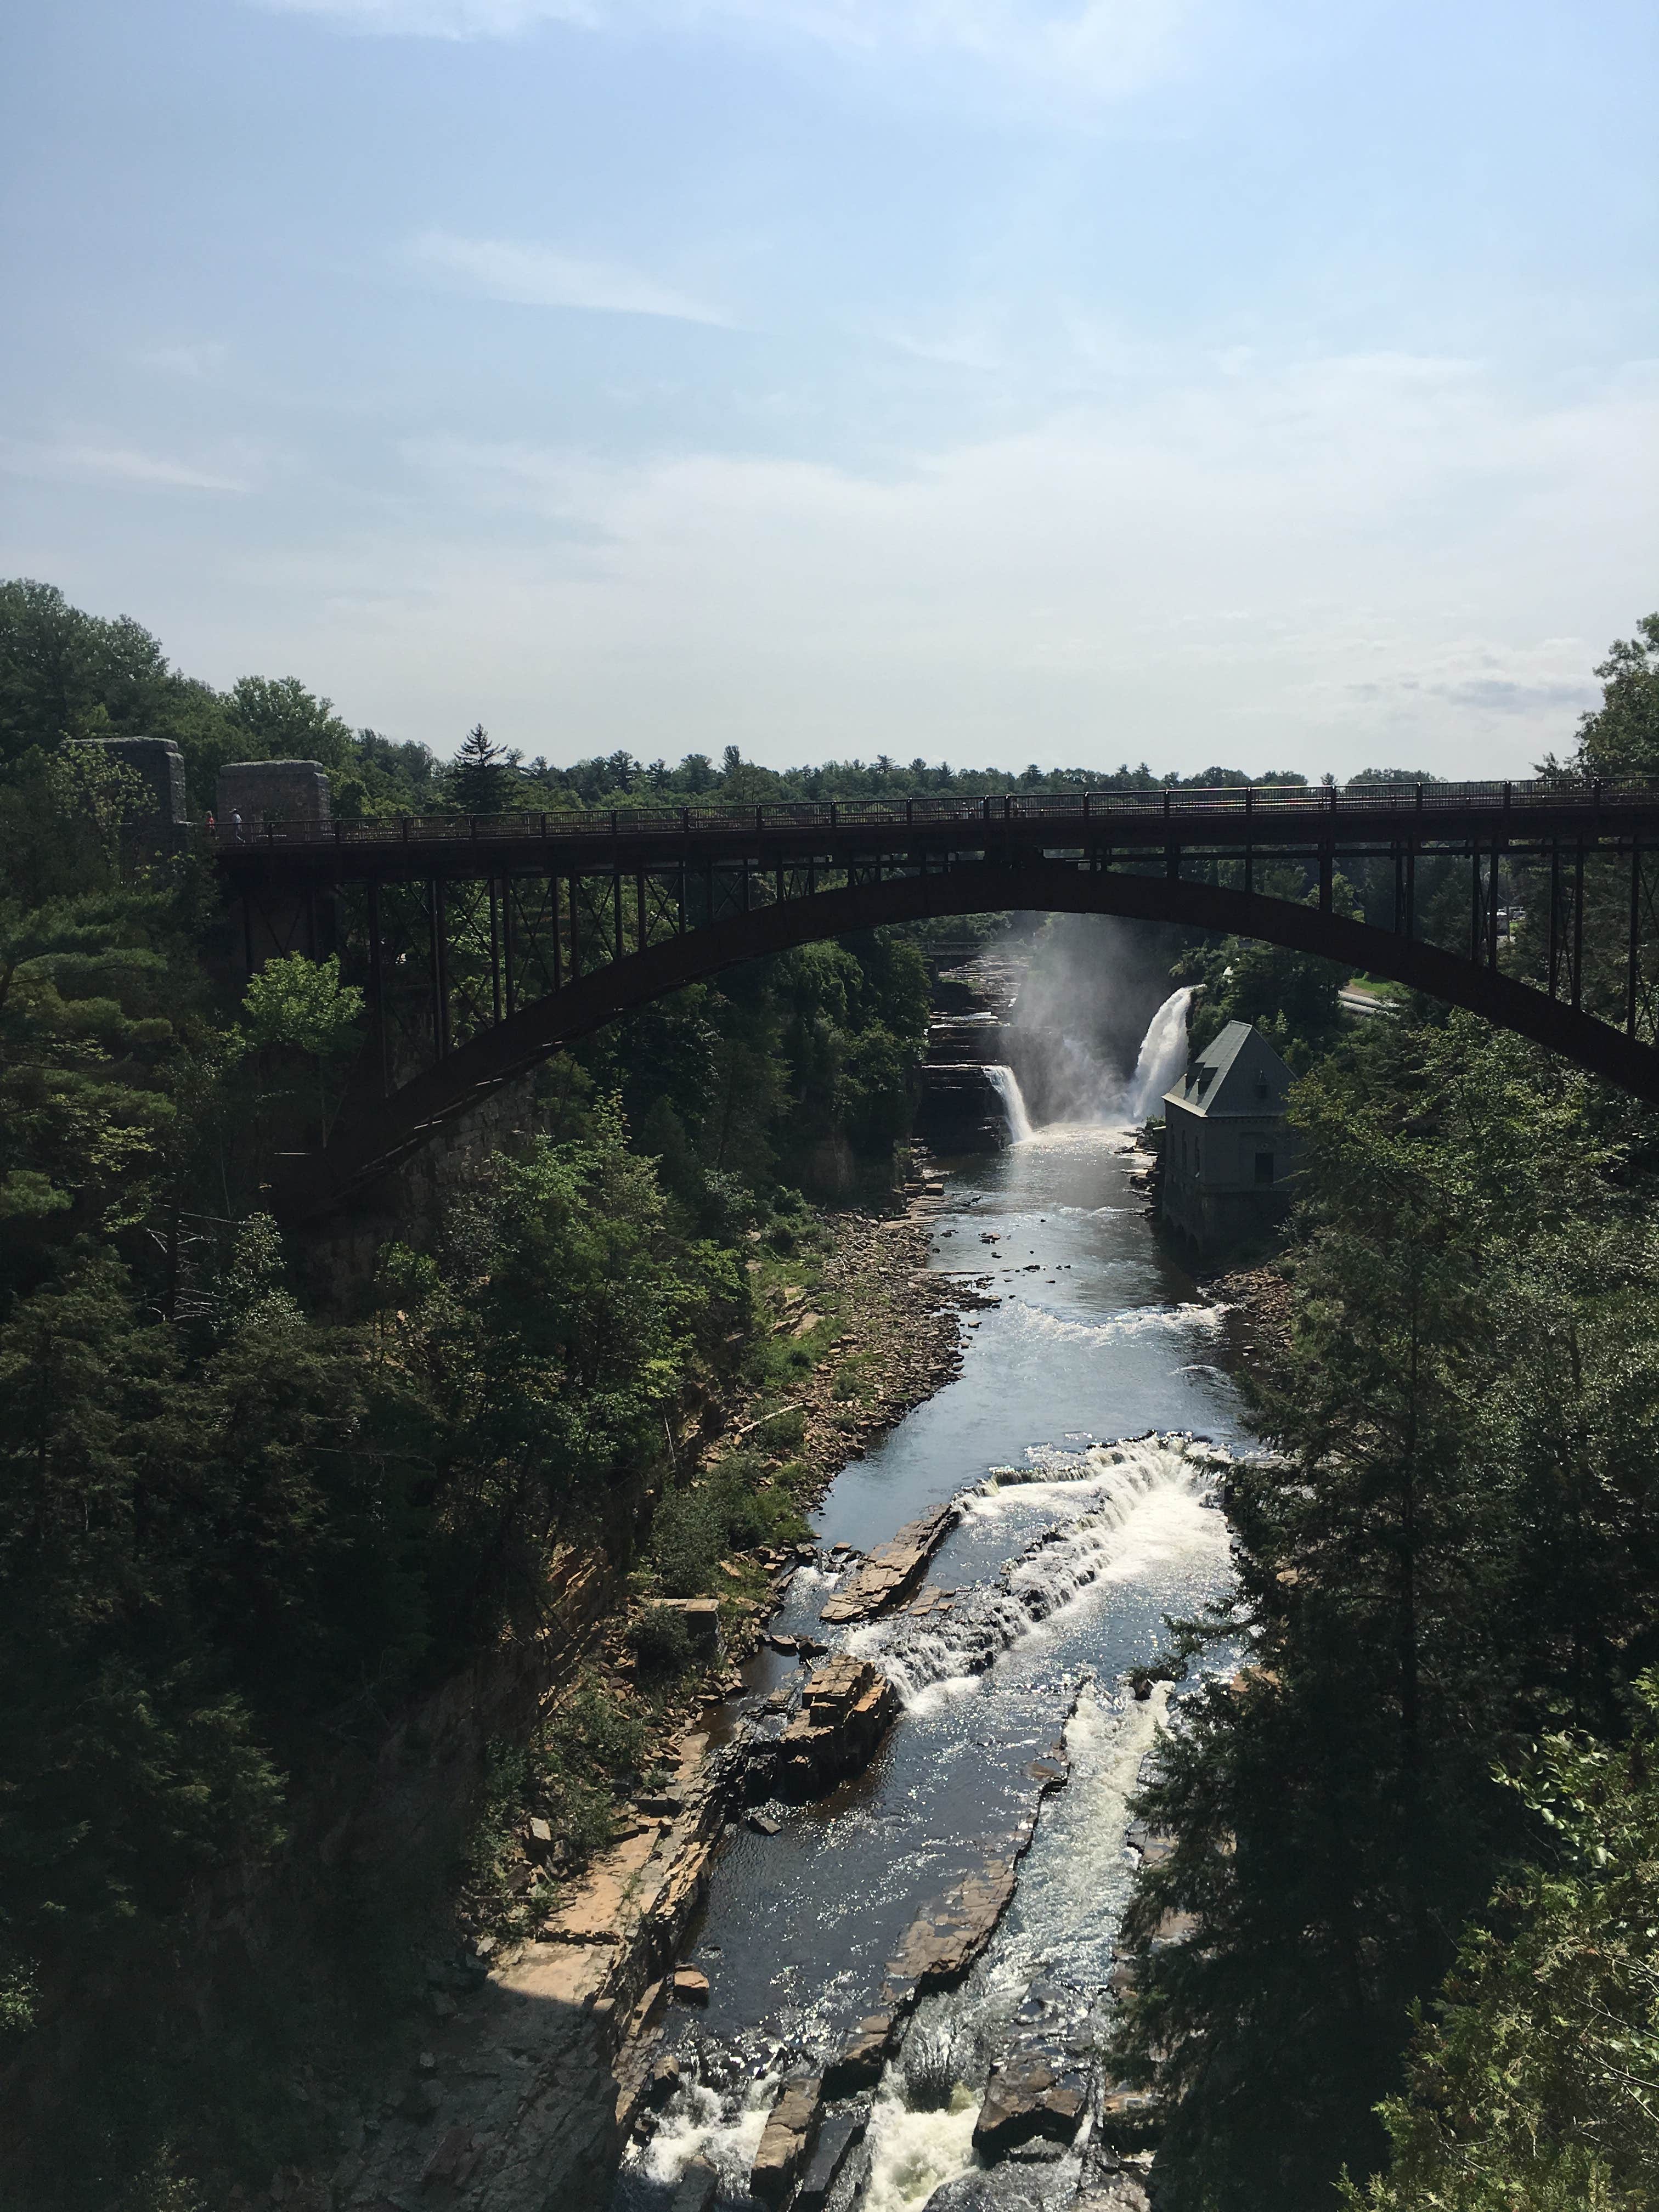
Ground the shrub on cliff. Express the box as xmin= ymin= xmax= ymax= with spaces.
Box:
xmin=629 ymin=1605 xmax=695 ymax=1679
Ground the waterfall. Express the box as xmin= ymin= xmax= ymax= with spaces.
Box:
xmin=1122 ymin=985 xmax=1193 ymax=1122
xmin=850 ymin=1435 xmax=1218 ymax=1710
xmin=983 ymin=1064 xmax=1033 ymax=1143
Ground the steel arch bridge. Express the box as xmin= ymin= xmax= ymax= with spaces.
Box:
xmin=216 ymin=778 xmax=1659 ymax=1217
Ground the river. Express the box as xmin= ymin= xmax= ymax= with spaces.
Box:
xmin=617 ymin=1029 xmax=1244 ymax=2212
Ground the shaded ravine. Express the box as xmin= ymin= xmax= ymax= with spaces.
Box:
xmin=616 ymin=1081 xmax=1244 ymax=2212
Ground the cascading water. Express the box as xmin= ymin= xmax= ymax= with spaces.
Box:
xmin=1121 ymin=986 xmax=1194 ymax=1122
xmin=983 ymin=1064 xmax=1034 ymax=1143
xmin=849 ymin=1436 xmax=1222 ymax=1712
xmin=614 ymin=1104 xmax=1239 ymax=2212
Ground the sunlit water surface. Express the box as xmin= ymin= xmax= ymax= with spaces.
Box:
xmin=616 ymin=1105 xmax=1242 ymax=2211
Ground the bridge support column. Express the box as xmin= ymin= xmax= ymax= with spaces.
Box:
xmin=1637 ymin=840 xmax=1654 ymax=1040
xmin=367 ymin=879 xmax=388 ymax=1099
xmin=1573 ymin=843 xmax=1585 ymax=1011
xmin=429 ymin=878 xmax=450 ymax=1059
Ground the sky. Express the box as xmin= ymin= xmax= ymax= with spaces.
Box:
xmin=2 ymin=0 xmax=1656 ymax=780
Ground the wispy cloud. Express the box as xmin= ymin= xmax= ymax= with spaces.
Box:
xmin=0 ymin=438 xmax=256 ymax=493
xmin=257 ymin=0 xmax=1193 ymax=97
xmin=353 ymin=352 xmax=1657 ymax=772
xmin=406 ymin=229 xmax=733 ymax=325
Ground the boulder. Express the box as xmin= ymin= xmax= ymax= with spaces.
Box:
xmin=672 ymin=1967 xmax=710 ymax=2006
xmin=420 ymin=2126 xmax=485 ymax=2191
xmin=822 ymin=2015 xmax=895 ymax=2097
xmin=654 ymin=1597 xmax=724 ymax=1655
xmin=887 ymin=1861 xmax=1018 ymax=1996
xmin=749 ymin=2076 xmax=823 ymax=2207
xmin=970 ymin=2053 xmax=1087 ymax=2162
xmin=645 ymin=2054 xmax=681 ymax=2107
xmin=672 ymin=2160 xmax=719 ymax=2212
xmin=794 ymin=2108 xmax=868 ymax=2212
xmin=775 ymin=1658 xmax=900 ymax=1798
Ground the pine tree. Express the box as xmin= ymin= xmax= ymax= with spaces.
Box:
xmin=445 ymin=722 xmax=517 ymax=816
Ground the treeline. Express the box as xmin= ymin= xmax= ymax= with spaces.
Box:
xmin=0 ymin=577 xmax=1315 ymax=823
xmin=1113 ymin=612 xmax=1659 ymax=2210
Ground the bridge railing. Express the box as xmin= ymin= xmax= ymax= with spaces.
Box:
xmin=210 ymin=776 xmax=1659 ymax=849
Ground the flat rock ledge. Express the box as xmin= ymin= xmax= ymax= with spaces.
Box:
xmin=776 ymin=1657 xmax=900 ymax=1798
xmin=819 ymin=1504 xmax=957 ymax=1623
xmin=751 ymin=2075 xmax=825 ymax=2207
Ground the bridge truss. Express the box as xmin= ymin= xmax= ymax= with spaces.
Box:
xmin=216 ymin=780 xmax=1659 ymax=1216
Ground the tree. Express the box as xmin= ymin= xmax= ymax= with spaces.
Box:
xmin=224 ymin=675 xmax=353 ymax=772
xmin=239 ymin=953 xmax=364 ymax=1141
xmin=1549 ymin=614 xmax=1659 ymax=783
xmin=0 ymin=580 xmax=238 ymax=791
xmin=1347 ymin=1678 xmax=1659 ymax=2211
xmin=445 ymin=723 xmax=518 ymax=815
xmin=1178 ymin=866 xmax=1357 ymax=1068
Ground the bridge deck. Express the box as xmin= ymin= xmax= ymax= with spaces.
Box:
xmin=215 ymin=777 xmax=1659 ymax=885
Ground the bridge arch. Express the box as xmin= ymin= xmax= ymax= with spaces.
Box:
xmin=287 ymin=853 xmax=1659 ymax=1218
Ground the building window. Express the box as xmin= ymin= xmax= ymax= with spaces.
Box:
xmin=1254 ymin=1150 xmax=1275 ymax=1187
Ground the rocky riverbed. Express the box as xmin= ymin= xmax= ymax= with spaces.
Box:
xmin=318 ymin=1189 xmax=990 ymax=2212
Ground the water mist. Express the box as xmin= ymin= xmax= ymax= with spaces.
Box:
xmin=1005 ymin=915 xmax=1192 ymax=1126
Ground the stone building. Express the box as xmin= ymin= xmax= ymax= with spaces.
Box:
xmin=1161 ymin=1019 xmax=1299 ymax=1250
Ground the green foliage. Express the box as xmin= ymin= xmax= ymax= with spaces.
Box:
xmin=1113 ymin=1013 xmax=1659 ymax=2210
xmin=238 ymin=951 xmax=364 ymax=1140
xmin=1348 ymin=1678 xmax=1659 ymax=2211
xmin=1177 ymin=865 xmax=1358 ymax=1068
xmin=580 ymin=928 xmax=930 ymax=1203
xmin=1546 ymin=612 xmax=1659 ymax=783
xmin=0 ymin=762 xmax=212 ymax=1282
xmin=645 ymin=1447 xmax=807 ymax=1599
xmin=462 ymin=1678 xmax=653 ymax=1932
xmin=224 ymin=675 xmax=353 ymax=772
xmin=444 ymin=721 xmax=521 ymax=814
xmin=629 ymin=1604 xmax=695 ymax=1678
xmin=648 ymin=1488 xmax=726 ymax=1598
xmin=240 ymin=951 xmax=363 ymax=1058
xmin=0 ymin=580 xmax=184 ymax=765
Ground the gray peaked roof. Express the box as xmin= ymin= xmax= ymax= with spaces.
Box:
xmin=1164 ymin=1020 xmax=1293 ymax=1121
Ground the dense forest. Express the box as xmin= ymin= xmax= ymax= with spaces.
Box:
xmin=1112 ymin=612 xmax=1659 ymax=2210
xmin=0 ymin=582 xmax=951 ymax=2205
xmin=3 ymin=577 xmax=1658 ymax=2211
